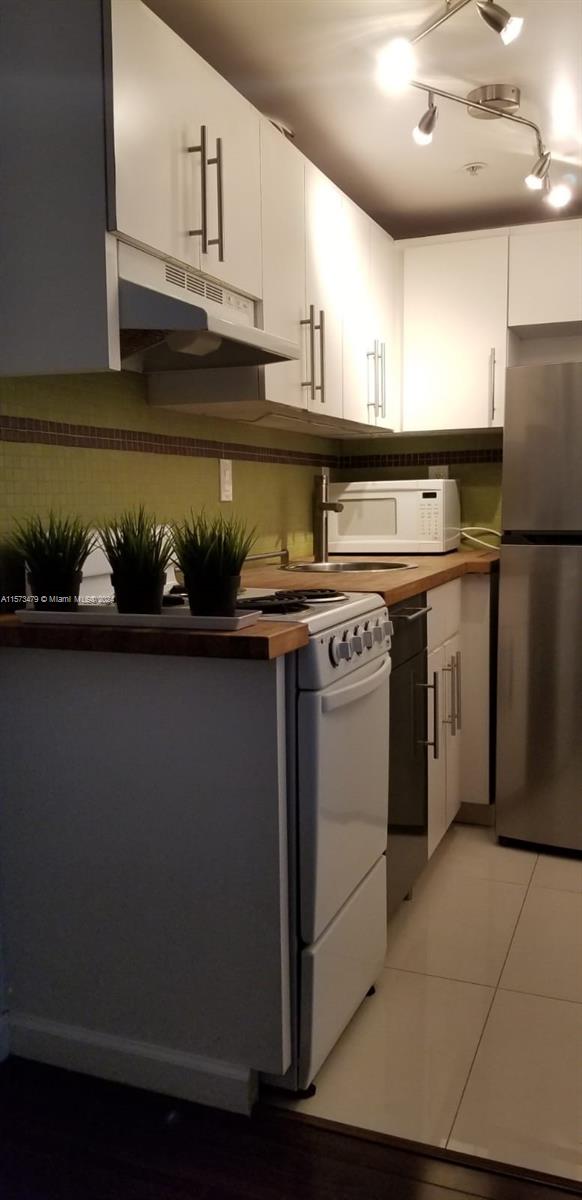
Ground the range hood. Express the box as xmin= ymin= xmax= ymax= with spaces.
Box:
xmin=117 ymin=244 xmax=300 ymax=372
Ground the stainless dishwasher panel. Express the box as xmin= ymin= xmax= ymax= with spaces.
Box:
xmin=497 ymin=543 xmax=582 ymax=851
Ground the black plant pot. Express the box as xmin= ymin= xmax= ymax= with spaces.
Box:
xmin=185 ymin=574 xmax=241 ymax=617
xmin=112 ymin=571 xmax=166 ymax=615
xmin=28 ymin=569 xmax=82 ymax=612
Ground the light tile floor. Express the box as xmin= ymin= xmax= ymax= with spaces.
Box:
xmin=284 ymin=825 xmax=582 ymax=1183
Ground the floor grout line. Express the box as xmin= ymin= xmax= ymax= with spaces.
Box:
xmin=497 ymin=984 xmax=582 ymax=1008
xmin=443 ymin=848 xmax=539 ymax=1149
xmin=381 ymin=963 xmax=495 ymax=991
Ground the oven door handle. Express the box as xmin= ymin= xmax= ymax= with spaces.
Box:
xmin=391 ymin=605 xmax=432 ymax=623
xmin=321 ymin=658 xmax=390 ymax=713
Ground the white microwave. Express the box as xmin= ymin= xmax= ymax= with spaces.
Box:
xmin=328 ymin=479 xmax=461 ymax=555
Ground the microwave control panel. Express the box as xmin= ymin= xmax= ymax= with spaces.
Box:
xmin=419 ymin=492 xmax=440 ymax=541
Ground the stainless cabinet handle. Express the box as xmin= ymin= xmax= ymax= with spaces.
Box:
xmin=489 ymin=346 xmax=496 ymax=424
xmin=380 ymin=341 xmax=386 ymax=419
xmin=366 ymin=340 xmax=379 ymax=420
xmin=301 ymin=305 xmax=316 ymax=401
xmin=392 ymin=604 xmax=432 ymax=623
xmin=442 ymin=658 xmax=456 ymax=736
xmin=207 ymin=137 xmax=224 ymax=262
xmin=316 ymin=309 xmax=325 ymax=404
xmin=187 ymin=124 xmax=208 ymax=253
xmin=417 ymin=671 xmax=440 ymax=760
xmin=455 ymin=649 xmax=462 ymax=731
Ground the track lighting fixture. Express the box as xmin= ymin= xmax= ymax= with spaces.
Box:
xmin=413 ymin=93 xmax=438 ymax=145
xmin=524 ymin=150 xmax=552 ymax=191
xmin=476 ymin=1 xmax=524 ymax=45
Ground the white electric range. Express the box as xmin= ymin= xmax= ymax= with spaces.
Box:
xmin=248 ymin=586 xmax=393 ymax=1095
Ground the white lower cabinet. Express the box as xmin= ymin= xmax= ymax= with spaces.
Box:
xmin=427 ymin=643 xmax=447 ymax=857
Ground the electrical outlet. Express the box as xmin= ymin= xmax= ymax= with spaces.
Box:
xmin=428 ymin=464 xmax=450 ymax=479
xmin=219 ymin=459 xmax=233 ymax=502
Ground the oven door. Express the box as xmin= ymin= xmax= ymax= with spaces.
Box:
xmin=297 ymin=655 xmax=390 ymax=943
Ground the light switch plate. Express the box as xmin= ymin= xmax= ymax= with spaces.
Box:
xmin=428 ymin=464 xmax=450 ymax=479
xmin=219 ymin=458 xmax=233 ymax=501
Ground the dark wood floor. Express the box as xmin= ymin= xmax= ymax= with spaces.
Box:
xmin=0 ymin=1058 xmax=578 ymax=1200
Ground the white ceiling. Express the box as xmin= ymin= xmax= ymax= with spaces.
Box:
xmin=146 ymin=0 xmax=582 ymax=236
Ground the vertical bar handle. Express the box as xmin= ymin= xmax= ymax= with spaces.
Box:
xmin=187 ymin=124 xmax=208 ymax=253
xmin=416 ymin=671 xmax=440 ymax=760
xmin=366 ymin=341 xmax=378 ymax=420
xmin=300 ymin=306 xmax=316 ymax=401
xmin=455 ymin=650 xmax=462 ymax=731
xmin=207 ymin=137 xmax=224 ymax=262
xmin=489 ymin=346 xmax=496 ymax=424
xmin=442 ymin=661 xmax=456 ymax=736
xmin=380 ymin=341 xmax=387 ymax=419
xmin=315 ymin=309 xmax=325 ymax=404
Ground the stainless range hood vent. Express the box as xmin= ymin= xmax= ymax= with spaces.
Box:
xmin=117 ymin=243 xmax=300 ymax=373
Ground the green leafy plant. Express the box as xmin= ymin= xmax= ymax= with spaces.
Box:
xmin=11 ymin=512 xmax=95 ymax=577
xmin=171 ymin=512 xmax=256 ymax=616
xmin=171 ymin=512 xmax=256 ymax=579
xmin=10 ymin=512 xmax=95 ymax=611
xmin=99 ymin=506 xmax=172 ymax=578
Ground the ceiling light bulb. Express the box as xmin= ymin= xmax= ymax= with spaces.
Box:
xmin=524 ymin=150 xmax=551 ymax=191
xmin=545 ymin=182 xmax=573 ymax=209
xmin=476 ymin=2 xmax=524 ymax=44
xmin=376 ymin=38 xmax=416 ymax=94
xmin=500 ymin=15 xmax=523 ymax=44
xmin=412 ymin=94 xmax=438 ymax=146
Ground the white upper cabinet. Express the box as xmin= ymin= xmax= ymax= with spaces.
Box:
xmin=109 ymin=0 xmax=261 ymax=297
xmin=341 ymin=198 xmax=374 ymax=424
xmin=369 ymin=225 xmax=402 ymax=431
xmin=260 ymin=120 xmax=306 ymax=409
xmin=508 ymin=220 xmax=582 ymax=328
xmin=402 ymin=235 xmax=508 ymax=431
xmin=304 ymin=165 xmax=344 ymax=419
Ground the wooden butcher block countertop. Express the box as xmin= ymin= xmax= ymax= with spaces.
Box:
xmin=0 ymin=550 xmax=497 ymax=661
xmin=242 ymin=548 xmax=499 ymax=607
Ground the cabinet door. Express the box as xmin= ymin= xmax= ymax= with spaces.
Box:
xmin=199 ymin=73 xmax=262 ymax=297
xmin=443 ymin=632 xmax=462 ymax=830
xmin=260 ymin=121 xmax=305 ymax=409
xmin=305 ymin=165 xmax=343 ymax=418
xmin=509 ymin=222 xmax=582 ymax=327
xmin=109 ymin=0 xmax=205 ymax=269
xmin=370 ymin=224 xmax=402 ymax=431
xmin=427 ymin=645 xmax=447 ymax=858
xmin=341 ymin=198 xmax=374 ymax=424
xmin=402 ymin=236 xmax=508 ymax=431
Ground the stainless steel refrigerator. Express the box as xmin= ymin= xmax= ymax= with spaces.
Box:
xmin=497 ymin=362 xmax=582 ymax=852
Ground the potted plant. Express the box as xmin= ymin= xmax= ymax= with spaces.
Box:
xmin=99 ymin=506 xmax=173 ymax=615
xmin=10 ymin=512 xmax=94 ymax=612
xmin=171 ymin=512 xmax=256 ymax=617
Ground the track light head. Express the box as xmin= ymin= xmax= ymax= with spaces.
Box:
xmin=413 ymin=93 xmax=438 ymax=146
xmin=476 ymin=1 xmax=524 ymax=45
xmin=545 ymin=180 xmax=573 ymax=209
xmin=525 ymin=150 xmax=551 ymax=191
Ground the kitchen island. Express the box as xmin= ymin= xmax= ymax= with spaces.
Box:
xmin=0 ymin=549 xmax=497 ymax=1114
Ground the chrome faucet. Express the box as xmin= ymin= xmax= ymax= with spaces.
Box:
xmin=313 ymin=470 xmax=343 ymax=563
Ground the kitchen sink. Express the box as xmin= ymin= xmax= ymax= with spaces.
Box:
xmin=283 ymin=561 xmax=415 ymax=573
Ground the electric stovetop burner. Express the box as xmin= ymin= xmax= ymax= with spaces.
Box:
xmin=237 ymin=587 xmax=349 ymax=615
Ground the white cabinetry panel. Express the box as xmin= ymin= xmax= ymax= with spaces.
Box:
xmin=305 ymin=165 xmax=344 ymax=418
xmin=370 ymin=225 xmax=402 ymax=431
xmin=402 ymin=236 xmax=508 ymax=431
xmin=260 ymin=120 xmax=305 ymax=409
xmin=509 ymin=221 xmax=582 ymax=328
xmin=341 ymin=198 xmax=374 ymax=424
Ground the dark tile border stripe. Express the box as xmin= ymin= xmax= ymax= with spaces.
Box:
xmin=0 ymin=414 xmax=502 ymax=467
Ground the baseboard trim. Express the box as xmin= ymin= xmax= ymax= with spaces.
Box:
xmin=457 ymin=802 xmax=495 ymax=827
xmin=8 ymin=1013 xmax=256 ymax=1114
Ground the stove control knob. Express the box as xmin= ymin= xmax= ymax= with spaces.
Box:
xmin=329 ymin=634 xmax=353 ymax=666
xmin=363 ymin=622 xmax=374 ymax=650
xmin=351 ymin=633 xmax=364 ymax=655
xmin=373 ymin=624 xmax=384 ymax=644
xmin=383 ymin=620 xmax=394 ymax=639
